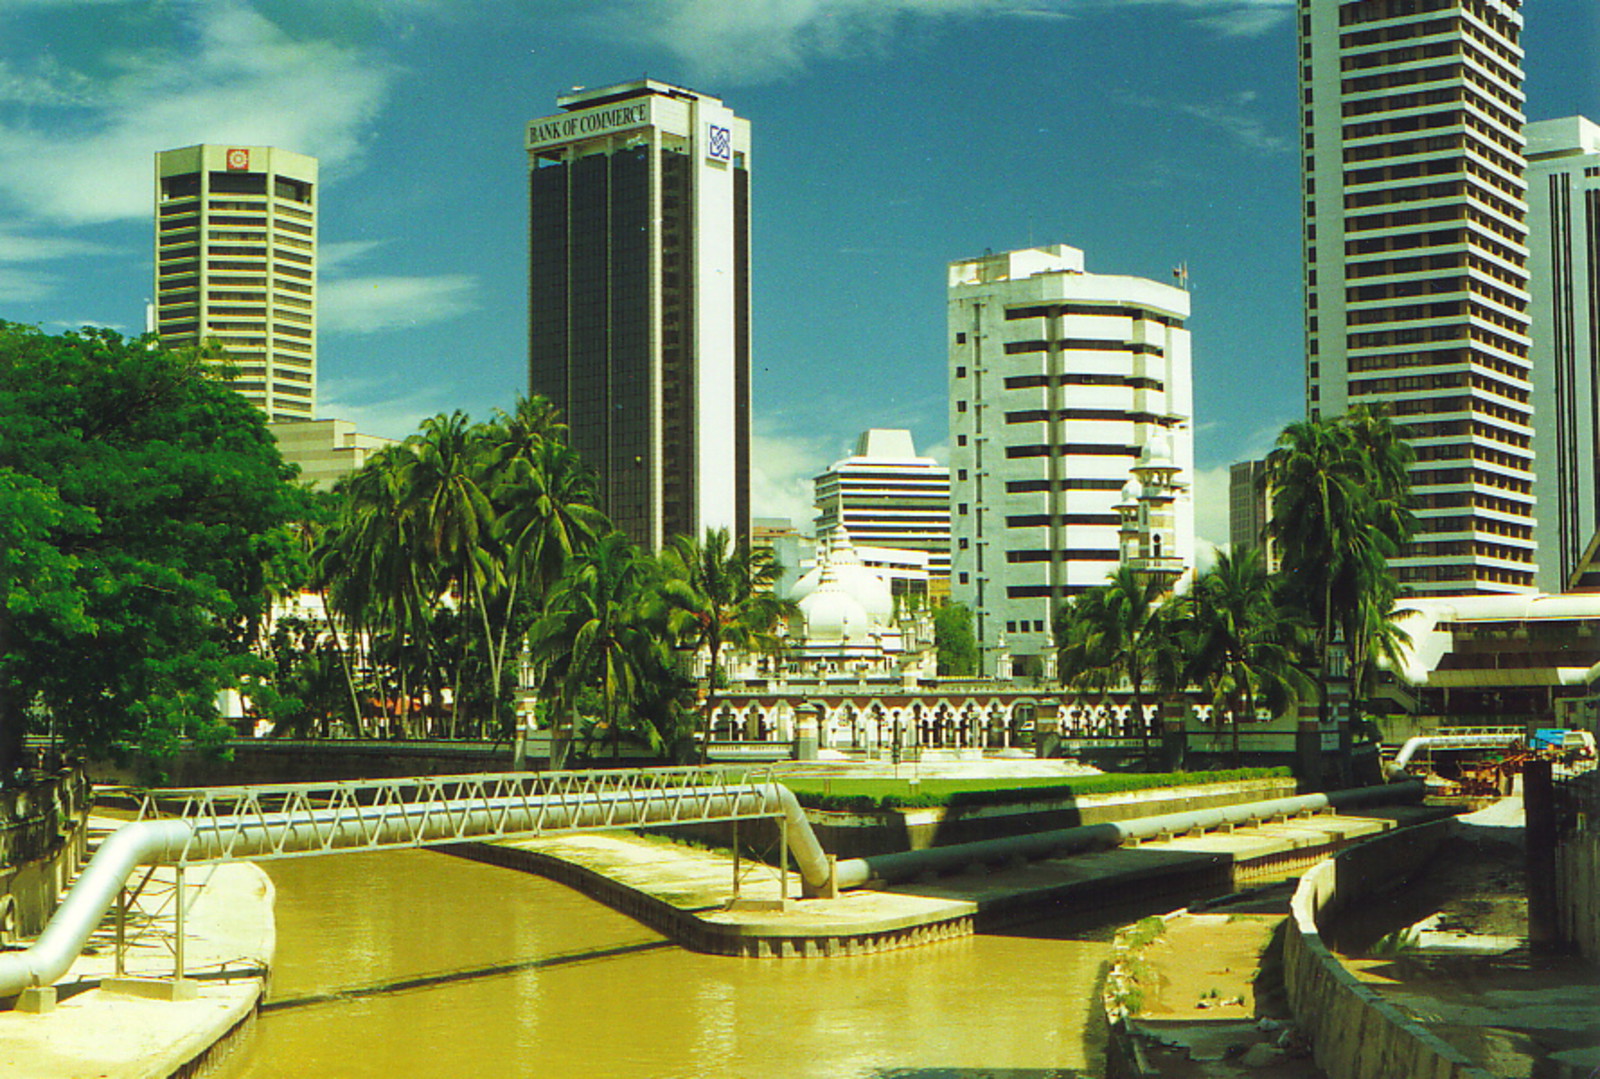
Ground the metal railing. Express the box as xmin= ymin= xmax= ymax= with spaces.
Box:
xmin=132 ymin=766 xmax=783 ymax=865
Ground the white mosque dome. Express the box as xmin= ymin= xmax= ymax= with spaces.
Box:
xmin=789 ymin=525 xmax=896 ymax=642
xmin=1137 ymin=430 xmax=1176 ymax=470
xmin=798 ymin=583 xmax=872 ymax=642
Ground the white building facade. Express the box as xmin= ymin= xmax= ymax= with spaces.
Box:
xmin=947 ymin=244 xmax=1196 ymax=673
xmin=814 ymin=428 xmax=951 ymax=584
xmin=526 ymin=80 xmax=751 ymax=551
xmin=154 ymin=144 xmax=318 ymax=422
xmin=1300 ymin=0 xmax=1534 ymax=594
xmin=1527 ymin=116 xmax=1600 ymax=592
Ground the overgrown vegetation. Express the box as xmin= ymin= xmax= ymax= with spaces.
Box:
xmin=786 ymin=767 xmax=1290 ymax=811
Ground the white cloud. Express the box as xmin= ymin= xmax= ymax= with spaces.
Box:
xmin=0 ymin=228 xmax=111 ymax=263
xmin=749 ymin=422 xmax=837 ymax=526
xmin=0 ymin=2 xmax=393 ymax=225
xmin=318 ymin=273 xmax=477 ymax=334
xmin=593 ymin=0 xmax=1291 ymax=83
xmin=1191 ymin=463 xmax=1233 ymax=562
xmin=0 ymin=226 xmax=115 ymax=303
xmin=319 ymin=239 xmax=388 ymax=275
xmin=317 ymin=378 xmax=451 ymax=441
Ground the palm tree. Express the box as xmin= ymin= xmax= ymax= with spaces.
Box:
xmin=527 ymin=531 xmax=655 ymax=766
xmin=658 ymin=527 xmax=793 ymax=763
xmin=1267 ymin=406 xmax=1414 ymax=769
xmin=480 ymin=406 xmax=606 ymax=739
xmin=1054 ymin=566 xmax=1172 ymax=753
xmin=1188 ymin=548 xmax=1312 ymax=766
xmin=398 ymin=412 xmax=496 ymax=737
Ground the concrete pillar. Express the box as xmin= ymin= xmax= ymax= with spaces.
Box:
xmin=1525 ymin=758 xmax=1562 ymax=954
xmin=793 ymin=704 xmax=820 ymax=761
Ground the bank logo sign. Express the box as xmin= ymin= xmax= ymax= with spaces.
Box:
xmin=225 ymin=148 xmax=250 ymax=171
xmin=706 ymin=123 xmax=731 ymax=163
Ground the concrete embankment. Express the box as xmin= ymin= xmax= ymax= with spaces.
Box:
xmin=0 ymin=822 xmax=274 ymax=1079
xmin=460 ymin=800 xmax=1446 ymax=958
xmin=1283 ymin=818 xmax=1495 ymax=1079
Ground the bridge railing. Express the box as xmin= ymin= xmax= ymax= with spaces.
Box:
xmin=132 ymin=766 xmax=783 ymax=865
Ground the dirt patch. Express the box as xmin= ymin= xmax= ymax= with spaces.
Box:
xmin=1107 ymin=885 xmax=1325 ymax=1078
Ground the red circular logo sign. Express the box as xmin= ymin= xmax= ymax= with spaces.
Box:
xmin=226 ymin=148 xmax=250 ymax=171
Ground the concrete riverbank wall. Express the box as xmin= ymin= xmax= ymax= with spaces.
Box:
xmin=1556 ymin=773 xmax=1600 ymax=962
xmin=0 ymin=770 xmax=90 ymax=940
xmin=659 ymin=776 xmax=1300 ymax=859
xmin=1283 ymin=818 xmax=1496 ymax=1079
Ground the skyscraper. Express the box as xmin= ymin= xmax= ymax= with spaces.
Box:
xmin=813 ymin=429 xmax=952 ymax=582
xmin=948 ymin=244 xmax=1195 ymax=672
xmin=154 ymin=145 xmax=318 ymax=422
xmin=1229 ymin=457 xmax=1273 ymax=565
xmin=1527 ymin=116 xmax=1600 ymax=592
xmin=1300 ymin=0 xmax=1534 ymax=595
xmin=526 ymin=80 xmax=751 ymax=551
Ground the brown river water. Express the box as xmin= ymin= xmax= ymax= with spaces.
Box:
xmin=216 ymin=847 xmax=1113 ymax=1079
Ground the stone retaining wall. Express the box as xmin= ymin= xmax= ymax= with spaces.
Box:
xmin=0 ymin=769 xmax=90 ymax=938
xmin=1283 ymin=818 xmax=1497 ymax=1079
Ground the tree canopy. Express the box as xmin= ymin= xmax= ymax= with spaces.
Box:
xmin=0 ymin=323 xmax=306 ymax=778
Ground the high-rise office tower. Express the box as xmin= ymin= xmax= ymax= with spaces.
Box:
xmin=154 ymin=145 xmax=318 ymax=422
xmin=948 ymin=244 xmax=1195 ymax=672
xmin=526 ymin=80 xmax=751 ymax=551
xmin=814 ymin=429 xmax=952 ymax=582
xmin=1301 ymin=0 xmax=1533 ymax=594
xmin=1229 ymin=458 xmax=1273 ymax=564
xmin=1527 ymin=116 xmax=1600 ymax=592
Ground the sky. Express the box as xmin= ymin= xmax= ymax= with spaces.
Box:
xmin=1 ymin=0 xmax=1596 ymax=553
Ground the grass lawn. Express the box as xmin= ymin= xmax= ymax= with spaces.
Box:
xmin=784 ymin=767 xmax=1291 ymax=811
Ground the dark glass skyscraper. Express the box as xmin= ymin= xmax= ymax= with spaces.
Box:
xmin=526 ymin=80 xmax=751 ymax=551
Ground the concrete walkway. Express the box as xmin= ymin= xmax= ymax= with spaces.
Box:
xmin=480 ymin=804 xmax=1446 ymax=956
xmin=0 ymin=819 xmax=274 ymax=1079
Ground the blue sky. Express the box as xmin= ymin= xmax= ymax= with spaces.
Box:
xmin=2 ymin=0 xmax=1596 ymax=550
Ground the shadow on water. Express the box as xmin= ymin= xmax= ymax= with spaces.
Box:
xmin=260 ymin=938 xmax=673 ymax=1012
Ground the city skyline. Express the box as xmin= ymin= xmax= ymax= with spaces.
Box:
xmin=1 ymin=1 xmax=1595 ymax=552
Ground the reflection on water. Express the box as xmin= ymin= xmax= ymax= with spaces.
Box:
xmin=218 ymin=848 xmax=1110 ymax=1079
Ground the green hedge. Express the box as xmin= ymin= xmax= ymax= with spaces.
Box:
xmin=785 ymin=767 xmax=1292 ymax=812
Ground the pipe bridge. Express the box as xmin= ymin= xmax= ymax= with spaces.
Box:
xmin=0 ymin=767 xmax=830 ymax=1003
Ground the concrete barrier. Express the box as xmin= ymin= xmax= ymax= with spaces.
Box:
xmin=1283 ymin=819 xmax=1498 ymax=1079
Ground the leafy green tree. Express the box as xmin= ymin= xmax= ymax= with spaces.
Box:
xmin=658 ymin=527 xmax=791 ymax=762
xmin=933 ymin=603 xmax=979 ymax=677
xmin=0 ymin=323 xmax=304 ymax=777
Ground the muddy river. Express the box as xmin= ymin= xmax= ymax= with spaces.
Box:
xmin=216 ymin=847 xmax=1114 ymax=1078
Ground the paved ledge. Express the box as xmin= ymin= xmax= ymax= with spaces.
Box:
xmin=461 ymin=805 xmax=1446 ymax=958
xmin=0 ymin=825 xmax=274 ymax=1079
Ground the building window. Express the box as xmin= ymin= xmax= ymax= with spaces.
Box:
xmin=959 ymin=572 xmax=969 ymax=584
xmin=957 ymin=401 xmax=968 ymax=413
xmin=956 ymin=365 xmax=967 ymax=378
xmin=957 ymin=434 xmax=968 ymax=446
xmin=956 ymin=332 xmax=967 ymax=344
xmin=958 ymin=504 xmax=968 ymax=515
xmin=1006 ymin=622 xmax=1016 ymax=633
xmin=958 ymin=469 xmax=968 ymax=481
xmin=958 ymin=538 xmax=969 ymax=550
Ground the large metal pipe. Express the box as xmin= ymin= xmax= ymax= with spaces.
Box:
xmin=0 ymin=781 xmax=832 ymax=999
xmin=828 ymin=780 xmax=1425 ymax=892
xmin=1386 ymin=733 xmax=1522 ymax=778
